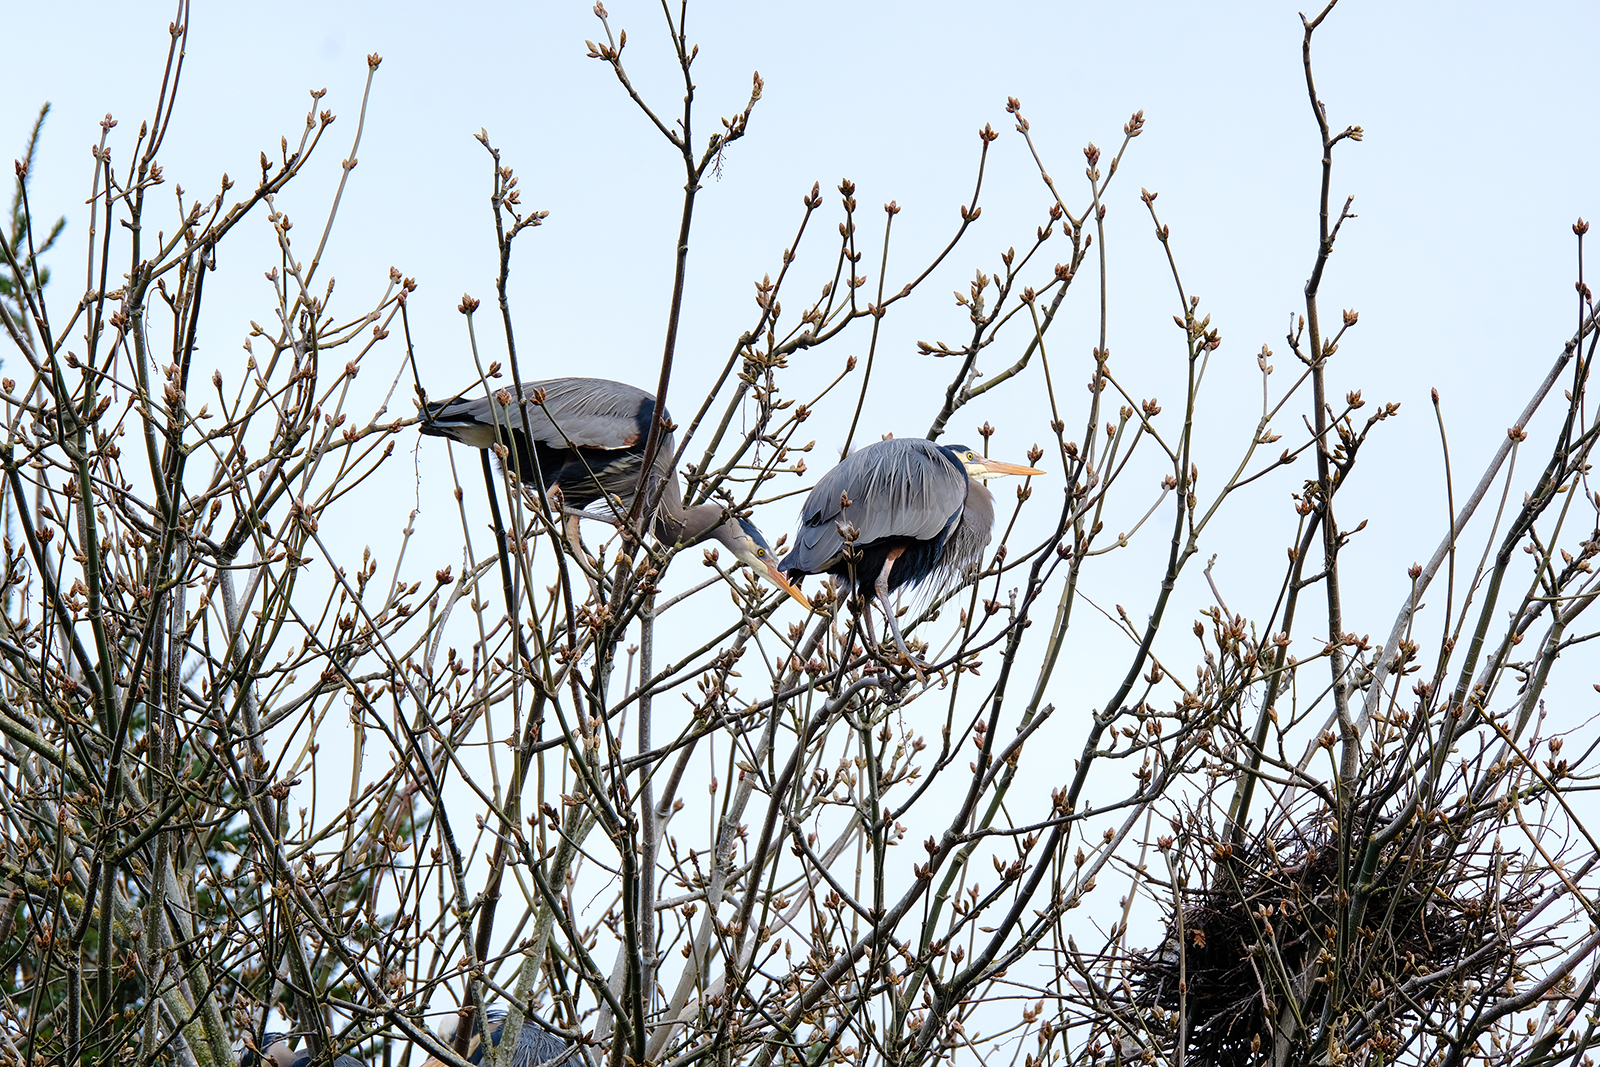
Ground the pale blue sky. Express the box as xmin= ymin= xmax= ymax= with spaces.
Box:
xmin=9 ymin=2 xmax=1595 ymax=614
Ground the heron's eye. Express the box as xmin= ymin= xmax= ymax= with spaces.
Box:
xmin=756 ymin=548 xmax=766 ymax=558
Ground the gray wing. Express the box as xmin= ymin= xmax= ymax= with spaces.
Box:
xmin=422 ymin=377 xmax=659 ymax=451
xmin=514 ymin=378 xmax=658 ymax=450
xmin=784 ymin=438 xmax=968 ymax=575
xmin=510 ymin=1023 xmax=572 ymax=1067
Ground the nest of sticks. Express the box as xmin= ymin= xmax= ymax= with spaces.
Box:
xmin=1130 ymin=809 xmax=1535 ymax=1066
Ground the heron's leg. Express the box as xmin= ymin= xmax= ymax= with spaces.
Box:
xmin=550 ymin=489 xmax=599 ymax=568
xmin=874 ymin=549 xmax=926 ymax=682
xmin=565 ymin=514 xmax=587 ymax=556
xmin=567 ymin=515 xmax=606 ymax=601
xmin=543 ymin=486 xmax=603 ymax=597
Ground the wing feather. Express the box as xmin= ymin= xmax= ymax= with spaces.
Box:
xmin=423 ymin=377 xmax=658 ymax=451
xmin=785 ymin=438 xmax=967 ymax=576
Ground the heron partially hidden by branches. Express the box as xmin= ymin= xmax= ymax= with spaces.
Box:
xmin=421 ymin=376 xmax=809 ymax=610
xmin=781 ymin=437 xmax=1043 ymax=672
xmin=422 ymin=1011 xmax=574 ymax=1067
xmin=240 ymin=1033 xmax=364 ymax=1067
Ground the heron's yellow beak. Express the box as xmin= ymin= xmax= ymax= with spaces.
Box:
xmin=763 ymin=560 xmax=813 ymax=611
xmin=979 ymin=458 xmax=1047 ymax=478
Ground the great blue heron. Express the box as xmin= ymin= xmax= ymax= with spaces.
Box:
xmin=781 ymin=437 xmax=1043 ymax=672
xmin=240 ymin=1033 xmax=364 ymax=1067
xmin=421 ymin=377 xmax=809 ymax=610
xmin=423 ymin=1010 xmax=573 ymax=1067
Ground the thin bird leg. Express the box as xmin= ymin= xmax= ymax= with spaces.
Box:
xmin=566 ymin=514 xmax=604 ymax=603
xmin=545 ymin=486 xmax=599 ymax=572
xmin=563 ymin=516 xmax=614 ymax=604
xmin=874 ymin=548 xmax=925 ymax=682
xmin=565 ymin=515 xmax=587 ymax=557
xmin=537 ymin=484 xmax=601 ymax=598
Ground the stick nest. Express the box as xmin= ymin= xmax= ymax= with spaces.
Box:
xmin=1129 ymin=810 xmax=1537 ymax=1066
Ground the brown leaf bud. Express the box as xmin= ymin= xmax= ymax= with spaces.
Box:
xmin=458 ymin=293 xmax=480 ymax=314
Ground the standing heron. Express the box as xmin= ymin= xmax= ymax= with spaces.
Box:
xmin=421 ymin=377 xmax=809 ymax=610
xmin=241 ymin=1033 xmax=364 ymax=1067
xmin=781 ymin=437 xmax=1043 ymax=672
xmin=423 ymin=1010 xmax=573 ymax=1067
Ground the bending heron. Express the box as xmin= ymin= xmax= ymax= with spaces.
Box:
xmin=423 ymin=1010 xmax=572 ymax=1067
xmin=781 ymin=437 xmax=1043 ymax=671
xmin=421 ymin=376 xmax=809 ymax=610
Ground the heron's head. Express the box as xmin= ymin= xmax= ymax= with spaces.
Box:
xmin=945 ymin=445 xmax=1046 ymax=482
xmin=719 ymin=517 xmax=812 ymax=611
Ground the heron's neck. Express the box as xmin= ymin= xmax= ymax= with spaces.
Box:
xmin=652 ymin=477 xmax=725 ymax=546
xmin=965 ymin=476 xmax=995 ymax=528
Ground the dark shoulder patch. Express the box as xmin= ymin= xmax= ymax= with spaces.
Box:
xmin=634 ymin=398 xmax=657 ymax=443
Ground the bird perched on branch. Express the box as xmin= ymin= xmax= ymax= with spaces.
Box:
xmin=423 ymin=1010 xmax=573 ymax=1067
xmin=421 ymin=376 xmax=809 ymax=609
xmin=240 ymin=1033 xmax=364 ymax=1067
xmin=781 ymin=437 xmax=1043 ymax=671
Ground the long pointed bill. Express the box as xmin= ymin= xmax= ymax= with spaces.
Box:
xmin=980 ymin=458 xmax=1047 ymax=477
xmin=762 ymin=560 xmax=813 ymax=611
